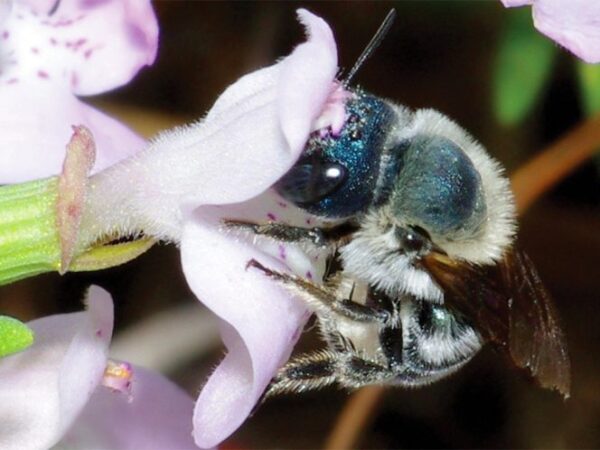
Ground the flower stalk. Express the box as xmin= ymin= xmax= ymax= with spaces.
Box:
xmin=0 ymin=177 xmax=61 ymax=285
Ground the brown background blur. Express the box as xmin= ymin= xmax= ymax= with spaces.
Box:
xmin=2 ymin=2 xmax=599 ymax=448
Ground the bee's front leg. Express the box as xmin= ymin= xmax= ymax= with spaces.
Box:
xmin=246 ymin=259 xmax=391 ymax=325
xmin=223 ymin=219 xmax=357 ymax=249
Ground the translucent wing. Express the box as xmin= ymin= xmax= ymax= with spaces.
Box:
xmin=422 ymin=249 xmax=571 ymax=398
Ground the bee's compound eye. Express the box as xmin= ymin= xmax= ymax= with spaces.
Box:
xmin=275 ymin=93 xmax=397 ymax=219
xmin=275 ymin=155 xmax=347 ymax=204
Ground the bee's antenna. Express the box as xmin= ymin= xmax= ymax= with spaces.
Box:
xmin=343 ymin=8 xmax=397 ymax=87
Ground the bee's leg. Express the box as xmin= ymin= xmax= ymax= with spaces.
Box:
xmin=337 ymin=355 xmax=394 ymax=388
xmin=264 ymin=350 xmax=393 ymax=401
xmin=263 ymin=350 xmax=339 ymax=398
xmin=247 ymin=259 xmax=390 ymax=324
xmin=223 ymin=219 xmax=357 ymax=248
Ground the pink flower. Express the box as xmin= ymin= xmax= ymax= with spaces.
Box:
xmin=80 ymin=9 xmax=342 ymax=447
xmin=0 ymin=286 xmax=197 ymax=449
xmin=1 ymin=6 xmax=343 ymax=447
xmin=0 ymin=0 xmax=158 ymax=183
xmin=501 ymin=0 xmax=600 ymax=63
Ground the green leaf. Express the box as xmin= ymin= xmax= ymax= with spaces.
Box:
xmin=576 ymin=61 xmax=600 ymax=115
xmin=493 ymin=8 xmax=557 ymax=126
xmin=0 ymin=316 xmax=34 ymax=357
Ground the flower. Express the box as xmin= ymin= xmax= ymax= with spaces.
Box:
xmin=0 ymin=286 xmax=197 ymax=450
xmin=77 ymin=8 xmax=342 ymax=447
xmin=0 ymin=0 xmax=158 ymax=183
xmin=501 ymin=0 xmax=600 ymax=63
xmin=1 ymin=6 xmax=343 ymax=447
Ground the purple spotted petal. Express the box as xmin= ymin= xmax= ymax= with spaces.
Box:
xmin=532 ymin=0 xmax=600 ymax=63
xmin=60 ymin=366 xmax=198 ymax=450
xmin=0 ymin=286 xmax=112 ymax=450
xmin=0 ymin=84 xmax=145 ymax=183
xmin=0 ymin=0 xmax=158 ymax=95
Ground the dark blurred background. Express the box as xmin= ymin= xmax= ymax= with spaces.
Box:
xmin=2 ymin=2 xmax=599 ymax=448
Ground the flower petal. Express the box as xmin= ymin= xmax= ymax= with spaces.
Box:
xmin=181 ymin=207 xmax=312 ymax=449
xmin=532 ymin=0 xmax=600 ymax=63
xmin=0 ymin=85 xmax=145 ymax=183
xmin=105 ymin=8 xmax=338 ymax=240
xmin=0 ymin=286 xmax=113 ymax=450
xmin=58 ymin=365 xmax=198 ymax=450
xmin=278 ymin=8 xmax=338 ymax=154
xmin=0 ymin=0 xmax=158 ymax=94
xmin=0 ymin=0 xmax=11 ymax=24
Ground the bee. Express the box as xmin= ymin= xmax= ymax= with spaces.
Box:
xmin=228 ymin=12 xmax=570 ymax=400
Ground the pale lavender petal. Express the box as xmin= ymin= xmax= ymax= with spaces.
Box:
xmin=181 ymin=207 xmax=310 ymax=449
xmin=500 ymin=0 xmax=533 ymax=6
xmin=204 ymin=64 xmax=280 ymax=122
xmin=0 ymin=85 xmax=145 ymax=183
xmin=278 ymin=8 xmax=338 ymax=154
xmin=0 ymin=0 xmax=158 ymax=94
xmin=117 ymin=9 xmax=339 ymax=238
xmin=532 ymin=0 xmax=600 ymax=63
xmin=59 ymin=365 xmax=198 ymax=450
xmin=0 ymin=286 xmax=113 ymax=450
xmin=0 ymin=0 xmax=11 ymax=24
xmin=17 ymin=0 xmax=57 ymax=15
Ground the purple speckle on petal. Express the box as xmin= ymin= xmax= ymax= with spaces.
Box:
xmin=49 ymin=37 xmax=58 ymax=45
xmin=1 ymin=31 xmax=9 ymax=40
xmin=305 ymin=218 xmax=312 ymax=225
xmin=305 ymin=271 xmax=313 ymax=280
xmin=126 ymin=24 xmax=150 ymax=50
xmin=278 ymin=245 xmax=287 ymax=261
xmin=31 ymin=47 xmax=39 ymax=54
xmin=277 ymin=201 xmax=288 ymax=208
xmin=84 ymin=48 xmax=94 ymax=59
xmin=267 ymin=212 xmax=277 ymax=221
xmin=81 ymin=0 xmax=112 ymax=8
xmin=70 ymin=72 xmax=79 ymax=88
xmin=37 ymin=70 xmax=49 ymax=79
xmin=6 ymin=78 xmax=18 ymax=84
xmin=96 ymin=329 xmax=103 ymax=338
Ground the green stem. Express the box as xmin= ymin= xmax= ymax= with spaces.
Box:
xmin=0 ymin=178 xmax=61 ymax=285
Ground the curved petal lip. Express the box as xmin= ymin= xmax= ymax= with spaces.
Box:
xmin=181 ymin=209 xmax=309 ymax=449
xmin=278 ymin=8 xmax=339 ymax=155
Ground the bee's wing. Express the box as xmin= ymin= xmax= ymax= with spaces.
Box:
xmin=422 ymin=249 xmax=571 ymax=398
